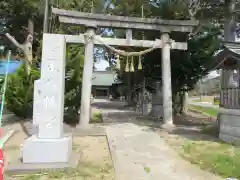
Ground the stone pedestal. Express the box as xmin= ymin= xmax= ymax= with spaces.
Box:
xmin=23 ymin=135 xmax=72 ymax=163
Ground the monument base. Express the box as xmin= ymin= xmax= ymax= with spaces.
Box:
xmin=218 ymin=108 xmax=240 ymax=145
xmin=22 ymin=135 xmax=72 ymax=163
xmin=6 ymin=152 xmax=80 ymax=174
xmin=160 ymin=123 xmax=175 ymax=130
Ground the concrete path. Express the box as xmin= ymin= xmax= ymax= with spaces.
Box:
xmin=188 ymin=100 xmax=219 ymax=108
xmin=92 ymin=99 xmax=223 ymax=180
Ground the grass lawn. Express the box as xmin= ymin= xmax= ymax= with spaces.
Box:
xmin=189 ymin=105 xmax=218 ymax=117
xmin=181 ymin=140 xmax=240 ymax=179
xmin=8 ymin=162 xmax=114 ymax=180
xmin=163 ymin=113 xmax=240 ymax=179
xmin=164 ymin=127 xmax=240 ymax=179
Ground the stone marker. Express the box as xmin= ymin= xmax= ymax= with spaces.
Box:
xmin=142 ymin=96 xmax=148 ymax=116
xmin=150 ymin=81 xmax=163 ymax=118
xmin=22 ymin=34 xmax=72 ymax=164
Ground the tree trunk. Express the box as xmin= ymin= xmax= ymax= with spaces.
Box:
xmin=173 ymin=92 xmax=181 ymax=115
xmin=199 ymin=79 xmax=203 ymax=101
xmin=182 ymin=91 xmax=188 ymax=114
xmin=28 ymin=19 xmax=34 ymax=35
xmin=5 ymin=19 xmax=34 ymax=74
xmin=25 ymin=19 xmax=34 ymax=73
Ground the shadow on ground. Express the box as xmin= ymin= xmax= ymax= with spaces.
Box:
xmin=91 ymin=100 xmax=134 ymax=111
xmin=105 ymin=111 xmax=220 ymax=143
xmin=4 ymin=99 xmax=220 ymax=144
xmin=92 ymin=99 xmax=220 ymax=144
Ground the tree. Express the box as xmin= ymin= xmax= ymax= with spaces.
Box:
xmin=1 ymin=0 xmax=223 ymax=117
xmin=0 ymin=0 xmax=99 ymax=60
xmin=0 ymin=0 xmax=44 ymax=72
xmin=64 ymin=45 xmax=84 ymax=124
xmin=109 ymin=0 xmax=222 ymax=113
xmin=2 ymin=0 xmax=96 ymax=124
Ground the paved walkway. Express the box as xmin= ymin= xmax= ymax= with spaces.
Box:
xmin=188 ymin=98 xmax=219 ymax=108
xmin=92 ymin=99 xmax=223 ymax=180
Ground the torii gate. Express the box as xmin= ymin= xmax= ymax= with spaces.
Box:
xmin=52 ymin=8 xmax=198 ymax=127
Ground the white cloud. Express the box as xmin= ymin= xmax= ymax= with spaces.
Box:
xmin=95 ymin=59 xmax=109 ymax=71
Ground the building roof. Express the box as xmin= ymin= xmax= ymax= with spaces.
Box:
xmin=214 ymin=42 xmax=240 ymax=69
xmin=92 ymin=71 xmax=121 ymax=86
xmin=0 ymin=62 xmax=122 ymax=87
xmin=215 ymin=43 xmax=240 ymax=60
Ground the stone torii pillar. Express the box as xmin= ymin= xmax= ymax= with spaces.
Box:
xmin=161 ymin=31 xmax=173 ymax=125
xmin=79 ymin=27 xmax=96 ymax=127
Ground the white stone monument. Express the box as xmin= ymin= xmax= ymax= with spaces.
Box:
xmin=22 ymin=34 xmax=72 ymax=164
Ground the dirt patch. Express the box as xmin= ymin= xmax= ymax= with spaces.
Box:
xmin=3 ymin=122 xmax=29 ymax=170
xmin=3 ymin=123 xmax=114 ymax=180
xmin=73 ymin=136 xmax=114 ymax=179
xmin=160 ymin=112 xmax=219 ymax=147
xmin=173 ymin=113 xmax=215 ymax=127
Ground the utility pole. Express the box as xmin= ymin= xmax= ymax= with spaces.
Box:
xmin=43 ymin=0 xmax=49 ymax=33
xmin=224 ymin=0 xmax=236 ymax=42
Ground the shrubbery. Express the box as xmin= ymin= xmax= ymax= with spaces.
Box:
xmin=90 ymin=111 xmax=103 ymax=123
xmin=64 ymin=45 xmax=84 ymax=124
xmin=5 ymin=45 xmax=84 ymax=124
xmin=5 ymin=65 xmax=40 ymax=118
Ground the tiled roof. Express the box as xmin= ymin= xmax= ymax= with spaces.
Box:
xmin=213 ymin=42 xmax=240 ymax=69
